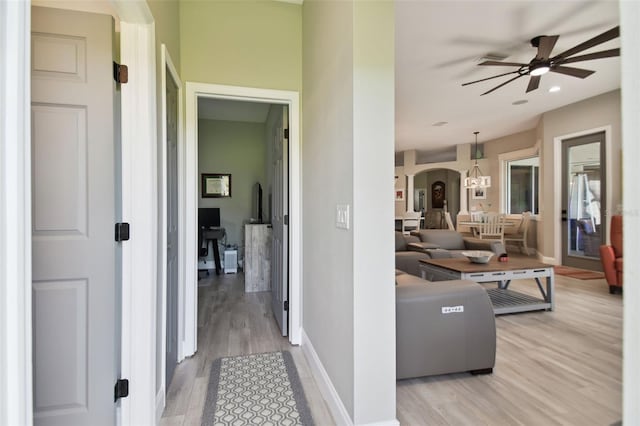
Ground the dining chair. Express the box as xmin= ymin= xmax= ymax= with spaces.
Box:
xmin=402 ymin=211 xmax=422 ymax=234
xmin=476 ymin=212 xmax=506 ymax=243
xmin=504 ymin=211 xmax=532 ymax=254
xmin=444 ymin=211 xmax=455 ymax=231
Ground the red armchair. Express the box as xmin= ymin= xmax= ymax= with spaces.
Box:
xmin=599 ymin=215 xmax=623 ymax=294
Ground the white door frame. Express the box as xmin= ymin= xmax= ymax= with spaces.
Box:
xmin=157 ymin=43 xmax=183 ymax=421
xmin=0 ymin=1 xmax=32 ymax=425
xmin=0 ymin=0 xmax=159 ymax=424
xmin=553 ymin=125 xmax=612 ymax=264
xmin=184 ymin=82 xmax=302 ymax=356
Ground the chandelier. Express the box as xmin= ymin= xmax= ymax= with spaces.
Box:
xmin=464 ymin=131 xmax=491 ymax=189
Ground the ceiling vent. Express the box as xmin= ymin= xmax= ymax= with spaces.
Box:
xmin=479 ymin=52 xmax=509 ymax=62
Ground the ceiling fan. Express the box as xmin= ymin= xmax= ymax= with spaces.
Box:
xmin=462 ymin=26 xmax=620 ymax=96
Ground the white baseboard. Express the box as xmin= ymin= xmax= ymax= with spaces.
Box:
xmin=301 ymin=330 xmax=352 ymax=426
xmin=360 ymin=421 xmax=400 ymax=426
xmin=538 ymin=252 xmax=557 ymax=264
xmin=155 ymin=387 xmax=165 ymax=425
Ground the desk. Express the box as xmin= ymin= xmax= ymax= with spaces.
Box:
xmin=202 ymin=227 xmax=225 ymax=275
xmin=419 ymin=257 xmax=554 ymax=315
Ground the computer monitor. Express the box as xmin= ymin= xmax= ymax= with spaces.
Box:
xmin=198 ymin=208 xmax=220 ymax=229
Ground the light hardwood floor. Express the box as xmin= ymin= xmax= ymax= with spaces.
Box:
xmin=160 ymin=272 xmax=335 ymax=426
xmin=162 ymin=267 xmax=622 ymax=426
xmin=397 ymin=271 xmax=623 ymax=425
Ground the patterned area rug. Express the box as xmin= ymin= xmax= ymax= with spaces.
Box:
xmin=554 ymin=265 xmax=605 ymax=280
xmin=201 ymin=351 xmax=314 ymax=426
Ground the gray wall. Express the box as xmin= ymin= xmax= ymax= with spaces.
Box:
xmin=540 ymin=90 xmax=621 ymax=259
xmin=302 ymin=0 xmax=396 ymax=423
xmin=198 ymin=119 xmax=267 ymax=247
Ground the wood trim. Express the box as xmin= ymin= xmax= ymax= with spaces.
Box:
xmin=0 ymin=1 xmax=33 ymax=425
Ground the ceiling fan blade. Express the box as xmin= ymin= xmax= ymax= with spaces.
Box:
xmin=550 ymin=66 xmax=595 ymax=79
xmin=552 ymin=26 xmax=619 ymax=62
xmin=462 ymin=70 xmax=522 ymax=86
xmin=536 ymin=35 xmax=559 ymax=60
xmin=479 ymin=60 xmax=527 ymax=67
xmin=560 ymin=48 xmax=620 ymax=65
xmin=526 ymin=75 xmax=541 ymax=93
xmin=481 ymin=74 xmax=526 ymax=96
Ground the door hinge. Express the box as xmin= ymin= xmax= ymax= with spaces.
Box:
xmin=284 ymin=214 xmax=289 ymax=226
xmin=114 ymin=379 xmax=129 ymax=402
xmin=115 ymin=223 xmax=130 ymax=242
xmin=113 ymin=62 xmax=128 ymax=84
xmin=284 ymin=301 xmax=289 ymax=311
xmin=284 ymin=128 xmax=289 ymax=139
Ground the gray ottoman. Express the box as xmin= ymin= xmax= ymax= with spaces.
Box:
xmin=396 ymin=273 xmax=496 ymax=379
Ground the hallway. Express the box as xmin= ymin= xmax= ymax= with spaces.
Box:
xmin=160 ymin=272 xmax=333 ymax=425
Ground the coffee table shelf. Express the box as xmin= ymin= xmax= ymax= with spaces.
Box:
xmin=419 ymin=257 xmax=554 ymax=315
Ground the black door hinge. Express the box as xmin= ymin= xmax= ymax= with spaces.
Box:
xmin=284 ymin=128 xmax=289 ymax=139
xmin=284 ymin=215 xmax=289 ymax=226
xmin=113 ymin=62 xmax=128 ymax=84
xmin=114 ymin=379 xmax=129 ymax=402
xmin=115 ymin=223 xmax=130 ymax=242
xmin=284 ymin=301 xmax=289 ymax=311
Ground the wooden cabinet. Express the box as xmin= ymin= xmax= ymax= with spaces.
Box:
xmin=244 ymin=224 xmax=271 ymax=292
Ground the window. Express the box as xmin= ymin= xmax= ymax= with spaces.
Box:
xmin=506 ymin=157 xmax=539 ymax=214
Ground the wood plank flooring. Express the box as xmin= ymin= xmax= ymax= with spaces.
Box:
xmin=163 ymin=267 xmax=622 ymax=426
xmin=160 ymin=272 xmax=334 ymax=426
xmin=397 ymin=272 xmax=623 ymax=425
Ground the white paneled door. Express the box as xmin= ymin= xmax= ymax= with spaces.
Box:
xmin=271 ymin=106 xmax=289 ymax=336
xmin=31 ymin=7 xmax=118 ymax=426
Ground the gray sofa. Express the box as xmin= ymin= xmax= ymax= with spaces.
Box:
xmin=396 ymin=271 xmax=496 ymax=379
xmin=409 ymin=229 xmax=506 ymax=259
xmin=395 ymin=231 xmax=430 ymax=277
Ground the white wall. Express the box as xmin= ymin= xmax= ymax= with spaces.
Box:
xmin=620 ymin=1 xmax=640 ymax=422
xmin=302 ymin=0 xmax=396 ymax=424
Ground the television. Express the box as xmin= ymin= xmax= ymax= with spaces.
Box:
xmin=252 ymin=182 xmax=263 ymax=223
xmin=198 ymin=207 xmax=220 ymax=229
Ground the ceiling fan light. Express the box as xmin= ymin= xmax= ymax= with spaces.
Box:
xmin=530 ymin=65 xmax=550 ymax=76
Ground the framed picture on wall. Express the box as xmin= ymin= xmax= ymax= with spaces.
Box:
xmin=202 ymin=173 xmax=231 ymax=198
xmin=395 ymin=189 xmax=405 ymax=201
xmin=431 ymin=181 xmax=445 ymax=208
xmin=472 ymin=187 xmax=486 ymax=200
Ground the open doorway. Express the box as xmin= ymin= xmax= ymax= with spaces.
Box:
xmin=182 ymin=83 xmax=302 ymax=361
xmin=194 ymin=98 xmax=290 ymax=338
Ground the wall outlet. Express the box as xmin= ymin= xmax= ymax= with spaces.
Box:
xmin=336 ymin=204 xmax=350 ymax=230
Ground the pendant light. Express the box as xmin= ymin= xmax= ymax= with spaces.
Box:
xmin=464 ymin=131 xmax=491 ymax=189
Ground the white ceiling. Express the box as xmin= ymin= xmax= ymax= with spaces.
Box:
xmin=395 ymin=0 xmax=620 ymax=152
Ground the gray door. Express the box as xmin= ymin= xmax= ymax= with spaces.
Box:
xmin=165 ymin=65 xmax=179 ymax=387
xmin=31 ymin=7 xmax=117 ymax=426
xmin=271 ymin=106 xmax=289 ymax=336
xmin=561 ymin=132 xmax=606 ymax=270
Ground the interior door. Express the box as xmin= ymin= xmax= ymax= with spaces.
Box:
xmin=165 ymin=65 xmax=179 ymax=388
xmin=561 ymin=132 xmax=606 ymax=271
xmin=31 ymin=7 xmax=117 ymax=426
xmin=271 ymin=105 xmax=289 ymax=336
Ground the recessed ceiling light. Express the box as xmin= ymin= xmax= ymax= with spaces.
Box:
xmin=512 ymin=100 xmax=528 ymax=105
xmin=432 ymin=121 xmax=448 ymax=127
xmin=549 ymin=86 xmax=561 ymax=93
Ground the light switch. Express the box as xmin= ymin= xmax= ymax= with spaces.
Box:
xmin=336 ymin=204 xmax=350 ymax=230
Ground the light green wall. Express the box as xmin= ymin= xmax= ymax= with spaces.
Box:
xmin=179 ymin=0 xmax=301 ymax=91
xmin=198 ymin=119 xmax=267 ymax=247
xmin=148 ymin=0 xmax=181 ymax=70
